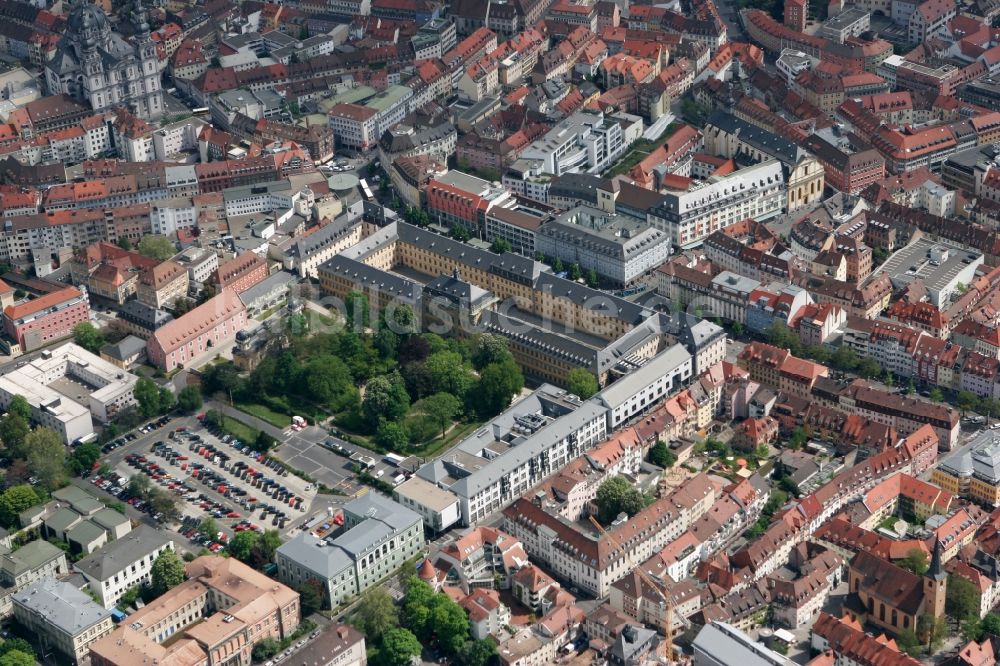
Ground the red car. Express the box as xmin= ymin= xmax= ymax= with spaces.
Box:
xmin=226 ymin=511 xmax=240 ymax=519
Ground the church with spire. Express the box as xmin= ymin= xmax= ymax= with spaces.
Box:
xmin=44 ymin=0 xmax=163 ymax=119
xmin=846 ymin=537 xmax=948 ymax=636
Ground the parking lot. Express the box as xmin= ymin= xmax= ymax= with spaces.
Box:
xmin=274 ymin=426 xmax=365 ymax=495
xmin=100 ymin=415 xmax=322 ymax=552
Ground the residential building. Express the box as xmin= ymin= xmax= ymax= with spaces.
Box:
xmin=99 ymin=335 xmax=148 ymax=370
xmin=415 ymin=385 xmax=608 ymax=525
xmin=137 ymin=260 xmax=189 ymax=309
xmin=811 ymin=612 xmax=922 ymax=666
xmin=212 ymin=252 xmax=269 ymax=294
xmin=278 ymin=625 xmax=366 ymax=666
xmin=432 ymin=526 xmax=529 ymax=593
xmin=117 ymin=300 xmax=173 ymax=340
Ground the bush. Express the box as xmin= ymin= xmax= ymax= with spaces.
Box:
xmin=253 ymin=638 xmax=281 ymax=662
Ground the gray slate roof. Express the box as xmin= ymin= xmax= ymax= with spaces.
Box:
xmin=13 ymin=578 xmax=111 ymax=635
xmin=74 ymin=525 xmax=173 ymax=581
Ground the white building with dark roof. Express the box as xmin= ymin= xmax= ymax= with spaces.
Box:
xmin=649 ymin=160 xmax=786 ymax=248
xmin=45 ymin=2 xmax=163 ymax=119
xmin=534 ymin=205 xmax=670 ymax=286
xmin=74 ymin=525 xmax=175 ymax=609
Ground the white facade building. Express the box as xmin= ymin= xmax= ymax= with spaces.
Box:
xmin=415 ymin=385 xmax=609 ymax=525
xmin=276 ymin=493 xmax=424 ymax=607
xmin=0 ymin=343 xmax=138 ymax=443
xmin=518 ymin=111 xmax=633 ymax=177
xmin=648 ymin=159 xmax=785 ymax=248
xmin=74 ymin=525 xmax=175 ymax=608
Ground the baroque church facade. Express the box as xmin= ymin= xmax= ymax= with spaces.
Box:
xmin=45 ymin=1 xmax=164 ymax=119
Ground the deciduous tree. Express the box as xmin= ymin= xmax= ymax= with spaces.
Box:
xmin=25 ymin=428 xmax=65 ymax=489
xmin=150 ymin=550 xmax=185 ymax=596
xmin=567 ymin=368 xmax=598 ymax=399
xmin=357 ymin=587 xmax=399 ymax=641
xmin=137 ymin=235 xmax=177 ymax=261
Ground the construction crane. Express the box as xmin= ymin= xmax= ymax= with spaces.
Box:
xmin=589 ymin=515 xmax=676 ymax=665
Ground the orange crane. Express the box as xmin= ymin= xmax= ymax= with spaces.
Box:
xmin=589 ymin=515 xmax=675 ymax=665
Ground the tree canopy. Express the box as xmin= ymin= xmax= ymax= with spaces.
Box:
xmin=567 ymin=368 xmax=598 ymax=400
xmin=401 ymin=577 xmax=470 ymax=656
xmin=73 ymin=322 xmax=105 ymax=353
xmin=648 ymin=441 xmax=677 ymax=468
xmin=947 ymin=573 xmax=981 ymax=624
xmin=150 ymin=550 xmax=185 ymax=596
xmin=0 ymin=485 xmax=43 ymax=528
xmin=137 ymin=235 xmax=177 ymax=261
xmin=25 ymin=428 xmax=65 ymax=489
xmin=357 ymin=587 xmax=399 ymax=642
xmin=379 ymin=628 xmax=423 ymax=666
xmin=177 ymin=386 xmax=203 ymax=413
xmin=901 ymin=548 xmax=929 ymax=576
xmin=595 ymin=477 xmax=646 ymax=524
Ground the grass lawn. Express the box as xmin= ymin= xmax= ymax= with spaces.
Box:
xmin=418 ymin=420 xmax=482 ymax=459
xmin=221 ymin=415 xmax=259 ymax=444
xmin=602 ymin=123 xmax=681 ymax=178
xmin=236 ymin=403 xmax=292 ymax=428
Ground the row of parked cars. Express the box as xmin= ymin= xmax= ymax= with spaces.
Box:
xmin=90 ymin=471 xmax=167 ymax=522
xmin=264 ymin=630 xmax=323 ymax=666
xmin=101 ymin=416 xmax=172 ymax=454
xmin=173 ymin=436 xmax=297 ymax=529
xmin=178 ymin=516 xmax=228 ymax=553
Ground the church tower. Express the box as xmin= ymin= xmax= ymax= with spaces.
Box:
xmin=133 ymin=0 xmax=164 ymax=119
xmin=924 ymin=537 xmax=947 ymax=620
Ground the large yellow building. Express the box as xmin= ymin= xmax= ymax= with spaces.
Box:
xmin=932 ymin=436 xmax=1000 ymax=507
xmin=317 ymin=221 xmax=722 ymax=388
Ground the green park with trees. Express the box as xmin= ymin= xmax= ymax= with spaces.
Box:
xmin=200 ymin=296 xmax=525 ymax=458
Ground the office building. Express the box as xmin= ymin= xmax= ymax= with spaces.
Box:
xmin=649 ymin=160 xmax=786 ymax=248
xmin=276 ymin=493 xmax=424 ymax=607
xmin=415 ymin=385 xmax=608 ymax=525
xmin=74 ymin=525 xmax=175 ymax=609
xmin=0 ymin=343 xmax=138 ymax=443
xmin=2 ymin=286 xmax=90 ymax=353
xmin=534 ymin=206 xmax=670 ymax=286
xmin=13 ymin=579 xmax=114 ymax=664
